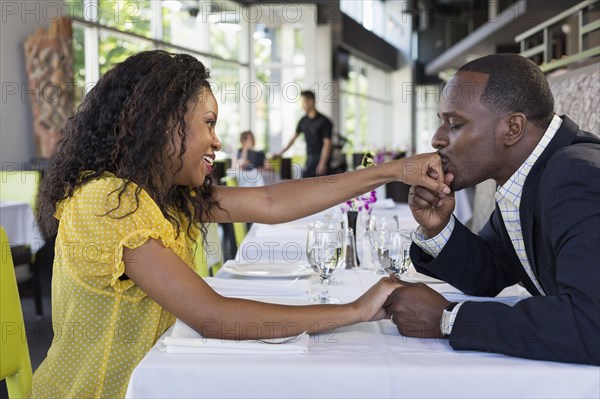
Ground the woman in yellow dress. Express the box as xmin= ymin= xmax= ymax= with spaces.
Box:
xmin=32 ymin=50 xmax=451 ymax=398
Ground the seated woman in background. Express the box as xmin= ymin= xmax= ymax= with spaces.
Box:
xmin=235 ymin=130 xmax=267 ymax=187
xmin=238 ymin=130 xmax=266 ymax=171
xmin=32 ymin=50 xmax=450 ymax=398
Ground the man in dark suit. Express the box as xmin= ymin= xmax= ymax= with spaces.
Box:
xmin=385 ymin=54 xmax=600 ymax=365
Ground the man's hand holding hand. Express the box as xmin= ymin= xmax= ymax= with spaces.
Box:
xmin=384 ymin=276 xmax=450 ymax=339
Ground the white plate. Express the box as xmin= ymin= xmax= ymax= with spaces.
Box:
xmin=222 ymin=263 xmax=314 ymax=278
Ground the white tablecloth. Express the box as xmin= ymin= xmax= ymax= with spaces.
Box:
xmin=0 ymin=200 xmax=44 ymax=250
xmin=126 ymin=204 xmax=600 ymax=398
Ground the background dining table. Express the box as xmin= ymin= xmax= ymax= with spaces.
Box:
xmin=126 ymin=203 xmax=600 ymax=398
xmin=0 ymin=200 xmax=44 ymax=249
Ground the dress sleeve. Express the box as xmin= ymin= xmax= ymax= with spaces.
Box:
xmin=58 ymin=176 xmax=187 ymax=294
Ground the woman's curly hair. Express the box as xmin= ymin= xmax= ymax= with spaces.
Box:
xmin=37 ymin=50 xmax=219 ymax=241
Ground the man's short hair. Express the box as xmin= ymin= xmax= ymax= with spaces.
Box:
xmin=458 ymin=54 xmax=555 ymax=130
xmin=301 ymin=90 xmax=316 ymax=102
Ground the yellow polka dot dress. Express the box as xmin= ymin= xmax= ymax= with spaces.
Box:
xmin=31 ymin=173 xmax=198 ymax=398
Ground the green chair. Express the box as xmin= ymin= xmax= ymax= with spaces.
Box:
xmin=0 ymin=170 xmax=41 ymax=213
xmin=193 ymin=223 xmax=223 ymax=277
xmin=291 ymin=155 xmax=306 ymax=178
xmin=269 ymin=157 xmax=282 ymax=175
xmin=0 ymin=227 xmax=33 ymax=398
xmin=224 ymin=176 xmax=248 ymax=245
xmin=0 ymin=170 xmax=44 ymax=316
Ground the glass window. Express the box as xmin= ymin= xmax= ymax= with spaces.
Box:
xmin=208 ymin=59 xmax=243 ymax=154
xmin=162 ymin=1 xmax=209 ymax=54
xmin=340 ymin=56 xmax=392 ymax=154
xmin=209 ymin=1 xmax=242 ymax=61
xmin=252 ymin=6 xmax=312 ymax=156
xmin=163 ymin=0 xmax=242 ymax=61
xmin=254 ymin=25 xmax=282 ymax=65
xmin=72 ymin=24 xmax=86 ymax=106
xmin=68 ymin=0 xmax=252 ymax=159
xmin=98 ymin=0 xmax=153 ymax=38
xmin=98 ymin=31 xmax=153 ymax=76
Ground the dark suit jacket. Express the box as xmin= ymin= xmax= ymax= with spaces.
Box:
xmin=410 ymin=116 xmax=600 ymax=365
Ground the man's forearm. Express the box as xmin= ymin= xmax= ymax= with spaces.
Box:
xmin=279 ymin=135 xmax=297 ymax=155
xmin=450 ymin=299 xmax=600 ymax=365
xmin=319 ymin=139 xmax=331 ymax=166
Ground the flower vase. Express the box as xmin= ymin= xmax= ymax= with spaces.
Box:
xmin=346 ymin=210 xmax=360 ymax=267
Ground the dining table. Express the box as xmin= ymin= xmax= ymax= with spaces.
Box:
xmin=126 ymin=203 xmax=600 ymax=398
xmin=0 ymin=200 xmax=44 ymax=250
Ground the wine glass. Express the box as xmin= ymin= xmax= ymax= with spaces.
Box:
xmin=382 ymin=229 xmax=413 ymax=276
xmin=306 ymin=228 xmax=344 ymax=304
xmin=367 ymin=216 xmax=396 ymax=274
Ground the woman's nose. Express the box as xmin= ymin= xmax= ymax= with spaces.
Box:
xmin=212 ymin=135 xmax=222 ymax=152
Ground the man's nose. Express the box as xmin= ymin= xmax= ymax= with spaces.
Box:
xmin=431 ymin=126 xmax=449 ymax=150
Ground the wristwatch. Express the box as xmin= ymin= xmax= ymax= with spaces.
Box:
xmin=440 ymin=302 xmax=459 ymax=337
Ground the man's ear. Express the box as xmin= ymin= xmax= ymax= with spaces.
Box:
xmin=503 ymin=113 xmax=527 ymax=147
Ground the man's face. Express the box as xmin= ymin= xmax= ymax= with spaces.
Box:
xmin=433 ymin=71 xmax=504 ymax=191
xmin=302 ymin=96 xmax=315 ymax=113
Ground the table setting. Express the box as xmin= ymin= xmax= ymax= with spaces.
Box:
xmin=126 ymin=201 xmax=600 ymax=399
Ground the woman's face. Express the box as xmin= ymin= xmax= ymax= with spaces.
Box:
xmin=171 ymin=89 xmax=221 ymax=187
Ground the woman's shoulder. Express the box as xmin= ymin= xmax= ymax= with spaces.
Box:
xmin=57 ymin=172 xmax=161 ymax=220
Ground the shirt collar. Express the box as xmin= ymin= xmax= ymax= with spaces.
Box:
xmin=495 ymin=114 xmax=563 ymax=206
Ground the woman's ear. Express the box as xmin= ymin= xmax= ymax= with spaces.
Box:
xmin=503 ymin=113 xmax=527 ymax=147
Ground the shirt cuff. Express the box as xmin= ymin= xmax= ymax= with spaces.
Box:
xmin=412 ymin=215 xmax=456 ymax=258
xmin=440 ymin=301 xmax=464 ymax=336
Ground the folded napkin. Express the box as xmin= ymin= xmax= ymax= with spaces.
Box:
xmin=163 ymin=320 xmax=310 ymax=355
xmin=204 ymin=276 xmax=310 ymax=298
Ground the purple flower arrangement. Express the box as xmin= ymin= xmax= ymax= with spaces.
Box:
xmin=374 ymin=148 xmax=406 ymax=165
xmin=342 ymin=190 xmax=377 ymax=213
xmin=341 ymin=151 xmax=378 ymax=213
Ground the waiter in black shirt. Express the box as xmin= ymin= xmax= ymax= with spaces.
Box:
xmin=276 ymin=90 xmax=333 ymax=177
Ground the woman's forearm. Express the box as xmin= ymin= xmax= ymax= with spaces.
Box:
xmin=197 ymin=298 xmax=361 ymax=339
xmin=125 ymin=239 xmax=398 ymax=341
xmin=212 ymin=152 xmax=447 ymax=224
xmin=261 ymin=162 xmax=394 ymax=223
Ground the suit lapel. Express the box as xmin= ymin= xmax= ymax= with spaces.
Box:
xmin=519 ymin=116 xmax=579 ymax=278
xmin=492 ymin=206 xmax=540 ymax=295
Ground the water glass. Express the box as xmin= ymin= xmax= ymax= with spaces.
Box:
xmin=306 ymin=228 xmax=344 ymax=303
xmin=382 ymin=229 xmax=413 ymax=276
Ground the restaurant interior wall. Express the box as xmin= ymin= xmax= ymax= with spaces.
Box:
xmin=0 ymin=1 xmax=66 ymax=167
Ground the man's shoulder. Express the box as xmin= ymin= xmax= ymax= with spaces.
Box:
xmin=316 ymin=112 xmax=332 ymax=123
xmin=540 ymin=138 xmax=600 ymax=194
xmin=312 ymin=113 xmax=333 ymax=132
xmin=546 ymin=139 xmax=600 ymax=170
